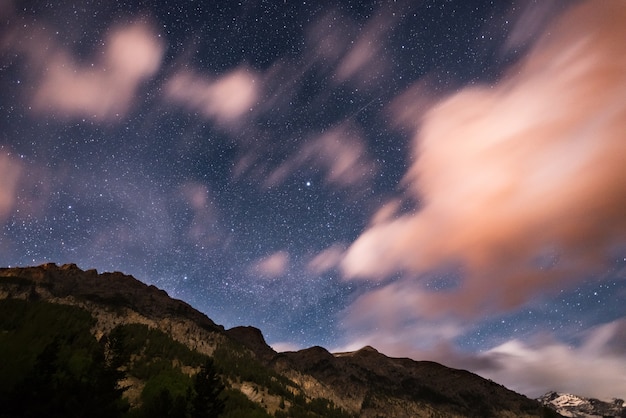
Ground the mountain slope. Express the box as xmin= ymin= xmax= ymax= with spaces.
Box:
xmin=0 ymin=263 xmax=559 ymax=417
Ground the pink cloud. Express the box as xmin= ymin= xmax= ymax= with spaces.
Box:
xmin=0 ymin=153 xmax=22 ymax=222
xmin=164 ymin=67 xmax=259 ymax=127
xmin=26 ymin=20 xmax=164 ymax=120
xmin=307 ymin=244 xmax=346 ymax=275
xmin=341 ymin=0 xmax=626 ymax=316
xmin=304 ymin=11 xmax=353 ymax=70
xmin=178 ymin=182 xmax=220 ymax=247
xmin=340 ymin=280 xmax=466 ymax=344
xmin=304 ymin=7 xmax=397 ymax=88
xmin=334 ymin=11 xmax=394 ymax=88
xmin=250 ymin=251 xmax=290 ymax=279
xmin=0 ymin=150 xmax=56 ymax=223
xmin=265 ymin=123 xmax=377 ymax=190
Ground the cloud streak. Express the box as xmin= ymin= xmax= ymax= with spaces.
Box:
xmin=307 ymin=244 xmax=345 ymax=275
xmin=265 ymin=123 xmax=377 ymax=190
xmin=0 ymin=153 xmax=22 ymax=222
xmin=475 ymin=319 xmax=626 ymax=399
xmin=164 ymin=67 xmax=259 ymax=127
xmin=250 ymin=251 xmax=290 ymax=279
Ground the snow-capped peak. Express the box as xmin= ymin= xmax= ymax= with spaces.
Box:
xmin=538 ymin=391 xmax=625 ymax=418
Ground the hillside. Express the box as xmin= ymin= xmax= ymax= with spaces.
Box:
xmin=0 ymin=263 xmax=561 ymax=417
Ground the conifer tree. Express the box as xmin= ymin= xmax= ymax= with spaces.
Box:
xmin=190 ymin=358 xmax=226 ymax=418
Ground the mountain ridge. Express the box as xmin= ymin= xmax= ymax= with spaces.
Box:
xmin=0 ymin=263 xmax=561 ymax=417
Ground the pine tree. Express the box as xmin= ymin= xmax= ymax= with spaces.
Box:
xmin=190 ymin=358 xmax=226 ymax=418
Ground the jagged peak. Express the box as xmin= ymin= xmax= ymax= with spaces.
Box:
xmin=226 ymin=325 xmax=276 ymax=361
xmin=227 ymin=325 xmax=267 ymax=346
xmin=297 ymin=345 xmax=333 ymax=357
xmin=358 ymin=345 xmax=379 ymax=354
xmin=0 ymin=263 xmax=222 ymax=332
xmin=334 ymin=345 xmax=380 ymax=358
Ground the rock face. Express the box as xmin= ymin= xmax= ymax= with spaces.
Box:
xmin=0 ymin=263 xmax=558 ymax=417
xmin=0 ymin=263 xmax=225 ymax=356
xmin=538 ymin=392 xmax=626 ymax=418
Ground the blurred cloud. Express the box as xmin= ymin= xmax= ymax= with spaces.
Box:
xmin=307 ymin=244 xmax=345 ymax=275
xmin=0 ymin=151 xmax=57 ymax=224
xmin=338 ymin=311 xmax=626 ymax=399
xmin=251 ymin=251 xmax=290 ymax=279
xmin=304 ymin=6 xmax=399 ymax=89
xmin=387 ymin=76 xmax=444 ymax=130
xmin=164 ymin=67 xmax=259 ymax=127
xmin=23 ymin=20 xmax=164 ymax=120
xmin=178 ymin=182 xmax=220 ymax=247
xmin=501 ymin=0 xmax=568 ymax=57
xmin=334 ymin=10 xmax=394 ymax=88
xmin=0 ymin=153 xmax=22 ymax=222
xmin=475 ymin=320 xmax=626 ymax=399
xmin=341 ymin=280 xmax=465 ymax=345
xmin=265 ymin=123 xmax=377 ymax=190
xmin=341 ymin=0 xmax=626 ymax=316
xmin=304 ymin=11 xmax=354 ymax=71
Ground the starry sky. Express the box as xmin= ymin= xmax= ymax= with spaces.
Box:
xmin=2 ymin=0 xmax=626 ymax=400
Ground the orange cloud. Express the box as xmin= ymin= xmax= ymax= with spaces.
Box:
xmin=27 ymin=20 xmax=164 ymax=120
xmin=341 ymin=0 xmax=626 ymax=316
xmin=164 ymin=67 xmax=259 ymax=127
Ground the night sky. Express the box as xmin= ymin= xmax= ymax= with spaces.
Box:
xmin=2 ymin=0 xmax=626 ymax=399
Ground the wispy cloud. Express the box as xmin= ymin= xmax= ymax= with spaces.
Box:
xmin=250 ymin=251 xmax=290 ymax=279
xmin=264 ymin=123 xmax=377 ymax=191
xmin=164 ymin=67 xmax=259 ymax=127
xmin=334 ymin=9 xmax=395 ymax=88
xmin=474 ymin=319 xmax=626 ymax=399
xmin=178 ymin=182 xmax=220 ymax=247
xmin=0 ymin=153 xmax=22 ymax=222
xmin=307 ymin=244 xmax=345 ymax=275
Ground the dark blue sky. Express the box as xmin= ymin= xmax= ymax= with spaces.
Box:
xmin=2 ymin=0 xmax=625 ymax=399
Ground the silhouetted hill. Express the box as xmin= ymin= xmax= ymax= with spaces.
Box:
xmin=0 ymin=264 xmax=561 ymax=417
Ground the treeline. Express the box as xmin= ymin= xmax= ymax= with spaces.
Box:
xmin=0 ymin=300 xmax=223 ymax=417
xmin=0 ymin=299 xmax=354 ymax=418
